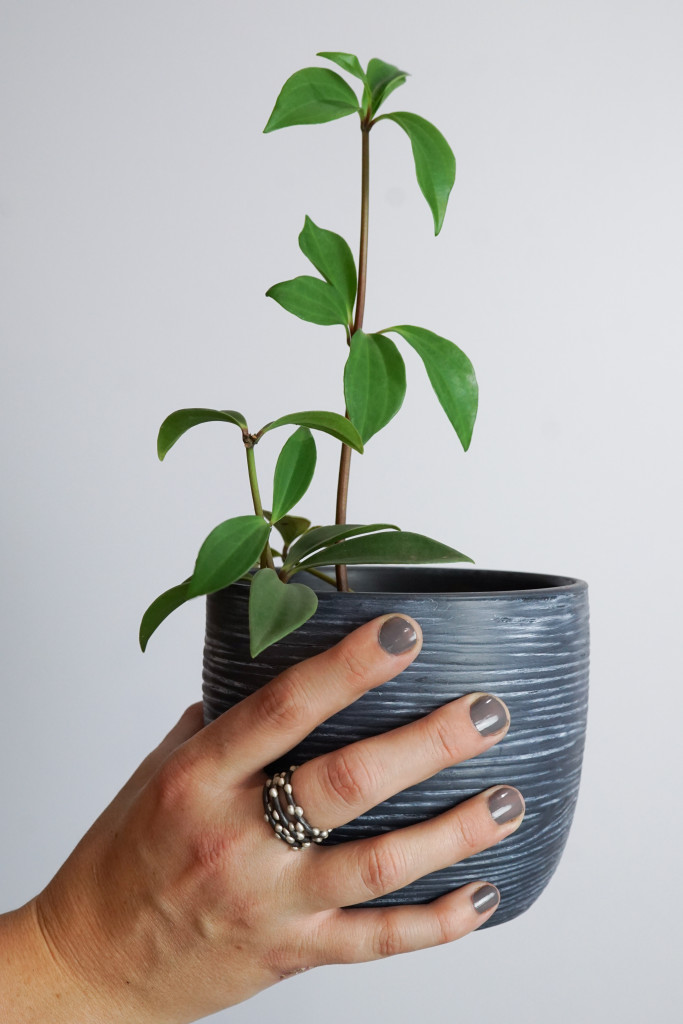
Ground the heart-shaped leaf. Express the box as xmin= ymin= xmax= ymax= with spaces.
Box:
xmin=264 ymin=68 xmax=359 ymax=132
xmin=299 ymin=216 xmax=357 ymax=317
xmin=382 ymin=325 xmax=478 ymax=450
xmin=271 ymin=427 xmax=317 ymax=523
xmin=259 ymin=411 xmax=364 ymax=453
xmin=248 ymin=568 xmax=318 ymax=657
xmin=157 ymin=409 xmax=247 ymax=460
xmin=344 ymin=330 xmax=406 ymax=443
xmin=139 ymin=578 xmax=192 ymax=651
xmin=296 ymin=530 xmax=473 ymax=571
xmin=284 ymin=522 xmax=399 ymax=570
xmin=188 ymin=516 xmax=271 ymax=598
xmin=378 ymin=111 xmax=455 ymax=234
xmin=266 ymin=275 xmax=350 ymax=327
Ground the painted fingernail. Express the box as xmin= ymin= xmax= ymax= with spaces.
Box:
xmin=378 ymin=616 xmax=418 ymax=655
xmin=470 ymin=694 xmax=509 ymax=736
xmin=488 ymin=786 xmax=524 ymax=825
xmin=471 ymin=883 xmax=500 ymax=914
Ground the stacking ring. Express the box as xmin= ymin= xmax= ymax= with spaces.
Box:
xmin=263 ymin=765 xmax=332 ymax=851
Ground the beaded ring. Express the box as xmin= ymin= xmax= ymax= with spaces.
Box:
xmin=263 ymin=765 xmax=332 ymax=850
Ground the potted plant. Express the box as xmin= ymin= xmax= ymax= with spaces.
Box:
xmin=140 ymin=51 xmax=589 ymax=928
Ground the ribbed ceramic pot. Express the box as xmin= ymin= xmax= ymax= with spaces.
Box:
xmin=203 ymin=567 xmax=589 ymax=927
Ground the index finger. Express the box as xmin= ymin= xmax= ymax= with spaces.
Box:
xmin=195 ymin=614 xmax=422 ymax=777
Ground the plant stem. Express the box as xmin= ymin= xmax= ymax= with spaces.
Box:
xmin=245 ymin=442 xmax=274 ymax=570
xmin=335 ymin=117 xmax=371 ymax=592
xmin=334 ymin=441 xmax=352 ymax=590
xmin=353 ymin=121 xmax=371 ymax=335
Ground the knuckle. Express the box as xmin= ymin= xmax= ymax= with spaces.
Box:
xmin=333 ymin=642 xmax=371 ymax=689
xmin=427 ymin=713 xmax=465 ymax=766
xmin=258 ymin=670 xmax=311 ymax=732
xmin=433 ymin=906 xmax=459 ymax=946
xmin=153 ymin=750 xmax=198 ymax=809
xmin=189 ymin=825 xmax=239 ymax=874
xmin=450 ymin=809 xmax=482 ymax=856
xmin=358 ymin=842 xmax=405 ymax=900
xmin=321 ymin=747 xmax=375 ymax=811
xmin=374 ymin=914 xmax=407 ymax=959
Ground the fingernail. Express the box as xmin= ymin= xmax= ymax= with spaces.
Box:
xmin=471 ymin=883 xmax=500 ymax=915
xmin=378 ymin=616 xmax=418 ymax=655
xmin=488 ymin=786 xmax=524 ymax=825
xmin=470 ymin=695 xmax=509 ymax=736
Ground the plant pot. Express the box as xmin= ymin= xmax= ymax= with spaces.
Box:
xmin=202 ymin=566 xmax=589 ymax=927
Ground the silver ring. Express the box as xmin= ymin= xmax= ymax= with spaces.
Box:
xmin=263 ymin=765 xmax=332 ymax=851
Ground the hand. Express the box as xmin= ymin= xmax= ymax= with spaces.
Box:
xmin=2 ymin=615 xmax=524 ymax=1024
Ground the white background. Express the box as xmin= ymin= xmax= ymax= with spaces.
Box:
xmin=1 ymin=1 xmax=682 ymax=1020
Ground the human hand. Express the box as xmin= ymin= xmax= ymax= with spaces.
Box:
xmin=7 ymin=614 xmax=524 ymax=1023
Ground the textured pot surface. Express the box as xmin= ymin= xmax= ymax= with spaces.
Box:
xmin=203 ymin=567 xmax=589 ymax=927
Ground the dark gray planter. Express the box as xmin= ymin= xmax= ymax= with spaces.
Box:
xmin=203 ymin=567 xmax=589 ymax=927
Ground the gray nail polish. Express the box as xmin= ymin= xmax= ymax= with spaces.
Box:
xmin=471 ymin=884 xmax=500 ymax=915
xmin=378 ymin=616 xmax=418 ymax=655
xmin=488 ymin=787 xmax=524 ymax=825
xmin=470 ymin=695 xmax=509 ymax=736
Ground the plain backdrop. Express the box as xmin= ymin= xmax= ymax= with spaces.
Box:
xmin=1 ymin=1 xmax=682 ymax=1021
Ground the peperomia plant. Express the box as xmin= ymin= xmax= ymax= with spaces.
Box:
xmin=140 ymin=51 xmax=478 ymax=658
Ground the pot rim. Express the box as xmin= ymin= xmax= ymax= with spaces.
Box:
xmin=226 ymin=566 xmax=587 ymax=599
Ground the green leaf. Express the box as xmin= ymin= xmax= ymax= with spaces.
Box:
xmin=317 ymin=51 xmax=368 ymax=84
xmin=297 ymin=531 xmax=473 ymax=571
xmin=139 ymin=578 xmax=192 ymax=652
xmin=266 ymin=275 xmax=350 ymax=327
xmin=271 ymin=427 xmax=317 ymax=523
xmin=378 ymin=112 xmax=455 ymax=234
xmin=344 ymin=330 xmax=406 ymax=443
xmin=248 ymin=568 xmax=318 ymax=657
xmin=188 ymin=516 xmax=271 ymax=598
xmin=259 ymin=411 xmax=364 ymax=453
xmin=270 ymin=514 xmax=312 ymax=547
xmin=264 ymin=68 xmax=359 ymax=132
xmin=284 ymin=522 xmax=399 ymax=570
xmin=299 ymin=216 xmax=357 ymax=317
xmin=366 ymin=58 xmax=408 ymax=113
xmin=382 ymin=325 xmax=478 ymax=450
xmin=157 ymin=408 xmax=247 ymax=460
xmin=316 ymin=51 xmax=371 ymax=116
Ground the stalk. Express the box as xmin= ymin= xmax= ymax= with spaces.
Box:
xmin=245 ymin=441 xmax=275 ymax=570
xmin=335 ymin=116 xmax=371 ymax=591
xmin=353 ymin=120 xmax=371 ymax=334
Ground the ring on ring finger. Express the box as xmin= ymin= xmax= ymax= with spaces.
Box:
xmin=263 ymin=765 xmax=332 ymax=850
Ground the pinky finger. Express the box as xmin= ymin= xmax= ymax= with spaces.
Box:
xmin=322 ymin=882 xmax=501 ymax=964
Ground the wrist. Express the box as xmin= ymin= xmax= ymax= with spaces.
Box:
xmin=0 ymin=900 xmax=76 ymax=1022
xmin=0 ymin=898 xmax=130 ymax=1024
